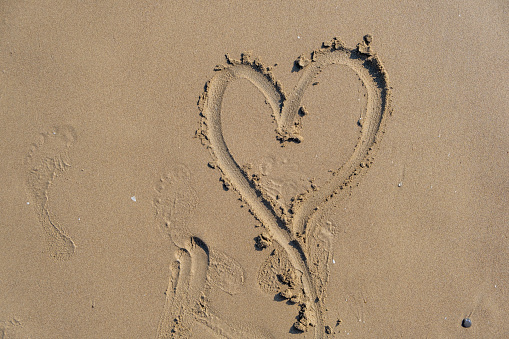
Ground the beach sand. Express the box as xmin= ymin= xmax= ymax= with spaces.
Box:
xmin=0 ymin=1 xmax=507 ymax=338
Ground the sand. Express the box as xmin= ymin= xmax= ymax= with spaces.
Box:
xmin=0 ymin=1 xmax=507 ymax=338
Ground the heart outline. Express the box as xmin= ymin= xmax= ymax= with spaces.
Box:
xmin=197 ymin=36 xmax=392 ymax=337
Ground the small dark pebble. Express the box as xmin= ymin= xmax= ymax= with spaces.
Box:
xmin=462 ymin=318 xmax=472 ymax=328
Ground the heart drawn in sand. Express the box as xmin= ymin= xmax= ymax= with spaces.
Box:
xmin=197 ymin=35 xmax=392 ymax=337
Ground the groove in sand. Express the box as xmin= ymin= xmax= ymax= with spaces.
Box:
xmin=198 ymin=35 xmax=392 ymax=337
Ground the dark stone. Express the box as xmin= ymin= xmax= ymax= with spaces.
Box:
xmin=462 ymin=318 xmax=472 ymax=328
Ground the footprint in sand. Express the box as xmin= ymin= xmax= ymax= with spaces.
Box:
xmin=153 ymin=163 xmax=198 ymax=249
xmin=24 ymin=125 xmax=77 ymax=260
xmin=157 ymin=237 xmax=271 ymax=339
xmin=153 ymin=166 xmax=263 ymax=338
xmin=0 ymin=318 xmax=31 ymax=339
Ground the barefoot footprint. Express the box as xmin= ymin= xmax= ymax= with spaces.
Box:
xmin=0 ymin=318 xmax=30 ymax=339
xmin=24 ymin=125 xmax=77 ymax=260
xmin=153 ymin=163 xmax=198 ymax=249
xmin=197 ymin=36 xmax=392 ymax=337
xmin=153 ymin=165 xmax=255 ymax=338
xmin=157 ymin=237 xmax=271 ymax=339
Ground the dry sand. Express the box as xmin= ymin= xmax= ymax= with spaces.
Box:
xmin=0 ymin=1 xmax=508 ymax=338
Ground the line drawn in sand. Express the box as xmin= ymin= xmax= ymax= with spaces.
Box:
xmin=153 ymin=165 xmax=268 ymax=338
xmin=197 ymin=35 xmax=392 ymax=337
xmin=24 ymin=125 xmax=77 ymax=260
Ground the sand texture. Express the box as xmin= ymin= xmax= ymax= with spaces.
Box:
xmin=0 ymin=1 xmax=508 ymax=338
